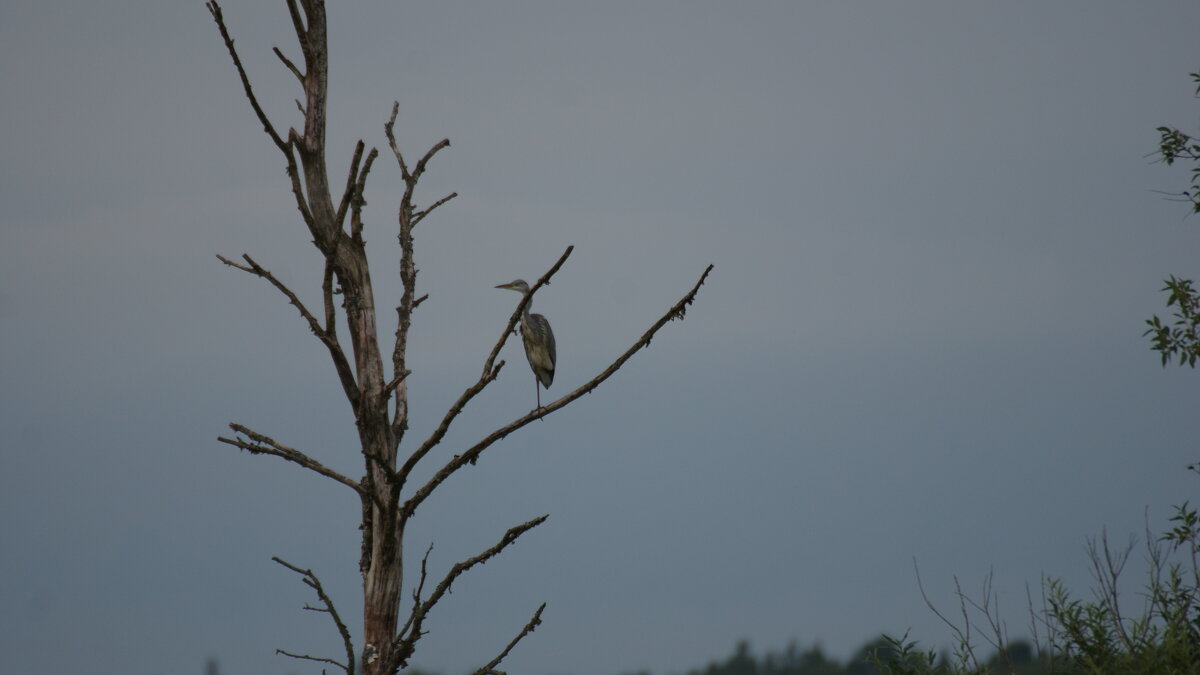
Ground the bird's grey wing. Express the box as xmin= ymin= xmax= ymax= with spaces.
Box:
xmin=536 ymin=313 xmax=556 ymax=370
xmin=532 ymin=312 xmax=554 ymax=369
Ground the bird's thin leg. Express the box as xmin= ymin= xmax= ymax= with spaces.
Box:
xmin=535 ymin=376 xmax=541 ymax=410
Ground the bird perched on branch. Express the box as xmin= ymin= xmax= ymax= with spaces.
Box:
xmin=495 ymin=279 xmax=556 ymax=410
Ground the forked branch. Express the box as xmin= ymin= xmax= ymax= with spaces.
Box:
xmin=412 ymin=192 xmax=458 ymax=226
xmin=206 ymin=1 xmax=287 ymax=152
xmin=395 ymin=245 xmax=576 ymax=496
xmin=218 ymin=423 xmax=364 ymax=496
xmin=206 ymin=1 xmax=315 ymax=231
xmin=390 ymin=515 xmax=549 ymax=671
xmin=402 ymin=263 xmax=714 ymax=520
xmin=216 ymin=253 xmax=359 ymax=411
xmin=335 ymin=140 xmax=366 ymax=231
xmin=273 ymin=556 xmax=357 ymax=675
xmin=384 ymin=101 xmax=455 ymax=445
xmin=397 ymin=543 xmax=436 ymax=640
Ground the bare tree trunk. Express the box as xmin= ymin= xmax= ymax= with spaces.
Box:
xmin=206 ymin=2 xmax=711 ymax=674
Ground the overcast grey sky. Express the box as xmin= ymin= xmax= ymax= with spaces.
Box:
xmin=3 ymin=2 xmax=1200 ymax=674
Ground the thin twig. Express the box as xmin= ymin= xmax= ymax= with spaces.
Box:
xmin=403 ymin=263 xmax=713 ymax=521
xmin=469 ymin=603 xmax=547 ymax=675
xmin=412 ymin=138 xmax=451 ymax=183
xmin=217 ymin=253 xmax=359 ymax=411
xmin=335 ymin=141 xmax=366 ymax=231
xmin=272 ymin=556 xmax=356 ymax=675
xmin=398 ymin=543 xmax=435 ymax=640
xmin=391 ymin=516 xmax=548 ymax=670
xmin=276 ymin=648 xmax=345 ymax=670
xmin=350 ymin=148 xmax=379 ymax=243
xmin=412 ymin=192 xmax=458 ymax=227
xmin=206 ymin=2 xmax=287 ymax=152
xmin=206 ymin=1 xmax=314 ymax=230
xmin=219 ymin=423 xmax=363 ymax=496
xmin=273 ymin=46 xmax=304 ymax=82
xmin=384 ymin=102 xmax=410 ymax=178
xmin=284 ymin=0 xmax=309 ymax=58
xmin=959 ymin=569 xmax=1008 ymax=659
xmin=393 ymin=359 xmax=505 ymax=501
xmin=914 ymin=560 xmax=980 ymax=671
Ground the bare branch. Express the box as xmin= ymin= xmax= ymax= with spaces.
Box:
xmin=412 ymin=192 xmax=458 ymax=227
xmin=412 ymin=138 xmax=451 ymax=183
xmin=384 ymin=102 xmax=410 ymax=178
xmin=272 ymin=556 xmax=356 ymax=675
xmin=276 ymin=648 xmax=345 ymax=671
xmin=383 ymin=103 xmax=451 ymax=187
xmin=336 ymin=141 xmax=366 ymax=231
xmin=398 ymin=543 xmax=435 ymax=641
xmin=217 ymin=253 xmax=322 ymax=332
xmin=1087 ymin=529 xmax=1136 ymax=650
xmin=217 ymin=253 xmax=360 ymax=411
xmin=411 ymin=294 xmax=429 ymax=310
xmin=219 ymin=423 xmax=363 ymax=496
xmin=383 ymin=369 xmax=412 ymax=398
xmin=273 ymin=46 xmax=303 ymax=82
xmin=404 ymin=264 xmax=713 ymax=520
xmin=350 ymin=148 xmax=379 ymax=243
xmin=284 ymin=0 xmax=309 ymax=57
xmin=392 ymin=359 xmax=505 ymax=504
xmin=469 ymin=603 xmax=547 ymax=675
xmin=206 ymin=1 xmax=315 ymax=232
xmin=913 ymin=560 xmax=985 ymax=672
xmin=206 ymin=2 xmax=288 ymax=153
xmin=391 ymin=516 xmax=548 ymax=671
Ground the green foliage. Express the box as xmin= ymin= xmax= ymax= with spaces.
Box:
xmin=1146 ymin=68 xmax=1200 ymax=367
xmin=872 ymin=467 xmax=1200 ymax=675
xmin=866 ymin=633 xmax=943 ymax=675
xmin=1145 ymin=276 xmax=1200 ymax=367
xmin=1153 ymin=69 xmax=1200 ymax=215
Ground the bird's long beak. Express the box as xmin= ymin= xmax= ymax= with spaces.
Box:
xmin=494 ymin=283 xmax=513 ymax=290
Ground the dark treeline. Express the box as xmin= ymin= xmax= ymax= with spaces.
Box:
xmin=199 ymin=635 xmax=1045 ymax=675
xmin=623 ymin=637 xmax=1044 ymax=675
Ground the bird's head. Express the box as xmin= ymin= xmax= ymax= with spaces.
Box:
xmin=494 ymin=279 xmax=531 ymax=294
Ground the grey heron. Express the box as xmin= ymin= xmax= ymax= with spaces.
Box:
xmin=495 ymin=279 xmax=556 ymax=409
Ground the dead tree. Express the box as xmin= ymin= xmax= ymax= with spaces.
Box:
xmin=205 ymin=2 xmax=712 ymax=674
